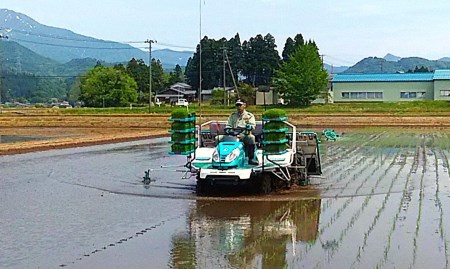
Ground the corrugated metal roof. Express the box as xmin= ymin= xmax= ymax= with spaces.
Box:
xmin=433 ymin=70 xmax=450 ymax=80
xmin=332 ymin=72 xmax=434 ymax=82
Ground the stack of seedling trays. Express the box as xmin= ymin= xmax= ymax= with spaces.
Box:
xmin=169 ymin=109 xmax=196 ymax=155
xmin=262 ymin=109 xmax=289 ymax=155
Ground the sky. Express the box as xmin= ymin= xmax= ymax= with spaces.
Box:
xmin=2 ymin=0 xmax=450 ymax=66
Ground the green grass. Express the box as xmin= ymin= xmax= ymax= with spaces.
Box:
xmin=296 ymin=100 xmax=450 ymax=114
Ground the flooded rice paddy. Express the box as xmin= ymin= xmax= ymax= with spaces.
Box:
xmin=1 ymin=129 xmax=450 ymax=268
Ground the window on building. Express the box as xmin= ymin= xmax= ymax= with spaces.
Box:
xmin=366 ymin=92 xmax=383 ymax=99
xmin=357 ymin=92 xmax=366 ymax=99
xmin=401 ymin=91 xmax=421 ymax=98
xmin=342 ymin=92 xmax=383 ymax=99
xmin=440 ymin=90 xmax=450 ymax=97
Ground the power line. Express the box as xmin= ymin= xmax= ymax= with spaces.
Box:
xmin=10 ymin=37 xmax=147 ymax=50
xmin=154 ymin=42 xmax=195 ymax=50
xmin=1 ymin=27 xmax=195 ymax=50
xmin=323 ymin=55 xmax=356 ymax=65
xmin=0 ymin=27 xmax=143 ymax=44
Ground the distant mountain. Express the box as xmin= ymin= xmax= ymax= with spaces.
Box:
xmin=0 ymin=9 xmax=193 ymax=68
xmin=323 ymin=63 xmax=348 ymax=74
xmin=0 ymin=40 xmax=108 ymax=75
xmin=344 ymin=56 xmax=450 ymax=73
xmin=0 ymin=40 xmax=58 ymax=75
xmin=440 ymin=57 xmax=450 ymax=62
xmin=152 ymin=49 xmax=193 ymax=70
xmin=383 ymin=53 xmax=402 ymax=62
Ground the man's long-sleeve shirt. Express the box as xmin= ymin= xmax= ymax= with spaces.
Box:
xmin=226 ymin=110 xmax=256 ymax=130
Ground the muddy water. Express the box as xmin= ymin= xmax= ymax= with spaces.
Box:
xmin=1 ymin=131 xmax=450 ymax=268
xmin=0 ymin=134 xmax=52 ymax=143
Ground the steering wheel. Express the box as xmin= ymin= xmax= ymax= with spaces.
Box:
xmin=224 ymin=127 xmax=245 ymax=136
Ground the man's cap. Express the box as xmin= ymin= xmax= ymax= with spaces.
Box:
xmin=235 ymin=98 xmax=246 ymax=105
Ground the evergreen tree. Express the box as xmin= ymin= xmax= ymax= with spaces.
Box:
xmin=227 ymin=33 xmax=243 ymax=83
xmin=282 ymin=37 xmax=295 ymax=61
xmin=273 ymin=41 xmax=328 ymax=106
xmin=185 ymin=36 xmax=227 ymax=91
xmin=294 ymin=34 xmax=305 ymax=47
xmin=185 ymin=55 xmax=198 ymax=89
xmin=151 ymin=59 xmax=165 ymax=93
xmin=166 ymin=64 xmax=185 ymax=86
xmin=241 ymin=34 xmax=280 ymax=86
xmin=282 ymin=34 xmax=305 ymax=62
xmin=126 ymin=58 xmax=148 ymax=103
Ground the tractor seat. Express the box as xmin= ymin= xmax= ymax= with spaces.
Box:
xmin=252 ymin=123 xmax=264 ymax=148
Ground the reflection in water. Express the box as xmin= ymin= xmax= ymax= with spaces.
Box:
xmin=170 ymin=198 xmax=321 ymax=269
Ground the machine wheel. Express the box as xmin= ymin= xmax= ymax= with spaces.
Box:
xmin=196 ymin=179 xmax=209 ymax=195
xmin=257 ymin=174 xmax=272 ymax=194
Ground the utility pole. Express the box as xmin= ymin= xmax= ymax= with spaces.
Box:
xmin=0 ymin=34 xmax=9 ymax=114
xmin=320 ymin=54 xmax=325 ymax=71
xmin=145 ymin=39 xmax=156 ymax=112
xmin=199 ymin=0 xmax=203 ymax=117
xmin=224 ymin=50 xmax=238 ymax=100
xmin=223 ymin=47 xmax=226 ymax=107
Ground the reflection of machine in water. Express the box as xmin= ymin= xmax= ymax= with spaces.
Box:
xmin=170 ymin=197 xmax=321 ymax=269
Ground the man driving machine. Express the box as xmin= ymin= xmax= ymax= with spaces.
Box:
xmin=225 ymin=98 xmax=259 ymax=165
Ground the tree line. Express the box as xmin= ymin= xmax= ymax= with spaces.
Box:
xmin=77 ymin=32 xmax=327 ymax=107
xmin=1 ymin=32 xmax=328 ymax=107
xmin=183 ymin=33 xmax=327 ymax=106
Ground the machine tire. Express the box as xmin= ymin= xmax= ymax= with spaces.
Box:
xmin=196 ymin=179 xmax=209 ymax=195
xmin=257 ymin=174 xmax=272 ymax=194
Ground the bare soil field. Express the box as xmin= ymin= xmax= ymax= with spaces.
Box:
xmin=2 ymin=111 xmax=450 ymax=155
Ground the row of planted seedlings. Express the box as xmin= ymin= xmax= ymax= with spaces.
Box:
xmin=377 ymin=139 xmax=427 ymax=267
xmin=341 ymin=138 xmax=415 ymax=267
xmin=300 ymin=138 xmax=399 ymax=267
xmin=169 ymin=108 xmax=196 ymax=155
xmin=301 ymin=147 xmax=398 ymax=262
xmin=301 ymin=142 xmax=406 ymax=264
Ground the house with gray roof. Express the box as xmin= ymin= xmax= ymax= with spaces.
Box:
xmin=156 ymin=82 xmax=197 ymax=104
